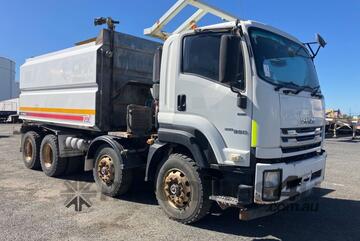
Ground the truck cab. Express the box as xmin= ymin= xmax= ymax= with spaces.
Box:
xmin=146 ymin=5 xmax=326 ymax=220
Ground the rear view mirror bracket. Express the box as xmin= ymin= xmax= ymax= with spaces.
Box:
xmin=230 ymin=83 xmax=247 ymax=109
xmin=304 ymin=33 xmax=327 ymax=59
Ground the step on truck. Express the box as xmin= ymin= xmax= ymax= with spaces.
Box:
xmin=19 ymin=0 xmax=327 ymax=223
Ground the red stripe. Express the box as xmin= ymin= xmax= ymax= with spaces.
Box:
xmin=23 ymin=112 xmax=84 ymax=121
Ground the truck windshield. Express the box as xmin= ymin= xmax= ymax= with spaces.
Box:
xmin=249 ymin=28 xmax=319 ymax=90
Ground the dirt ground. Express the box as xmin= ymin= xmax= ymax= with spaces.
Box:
xmin=0 ymin=124 xmax=359 ymax=241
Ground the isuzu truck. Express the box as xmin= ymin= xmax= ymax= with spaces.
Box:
xmin=19 ymin=0 xmax=327 ymax=223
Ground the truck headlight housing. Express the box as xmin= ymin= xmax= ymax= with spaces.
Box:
xmin=262 ymin=169 xmax=282 ymax=201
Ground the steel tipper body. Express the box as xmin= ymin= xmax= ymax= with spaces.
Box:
xmin=19 ymin=0 xmax=327 ymax=224
xmin=20 ymin=42 xmax=99 ymax=128
xmin=20 ymin=29 xmax=160 ymax=131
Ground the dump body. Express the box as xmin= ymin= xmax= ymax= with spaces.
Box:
xmin=19 ymin=30 xmax=161 ymax=131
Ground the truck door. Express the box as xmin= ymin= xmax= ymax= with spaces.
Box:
xmin=174 ymin=32 xmax=252 ymax=166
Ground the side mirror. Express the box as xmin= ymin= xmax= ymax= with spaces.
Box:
xmin=219 ymin=35 xmax=241 ymax=83
xmin=219 ymin=35 xmax=247 ymax=109
xmin=316 ymin=33 xmax=327 ymax=48
xmin=152 ymin=46 xmax=162 ymax=83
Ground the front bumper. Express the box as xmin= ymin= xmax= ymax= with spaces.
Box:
xmin=239 ymin=188 xmax=313 ymax=220
xmin=254 ymin=152 xmax=327 ymax=204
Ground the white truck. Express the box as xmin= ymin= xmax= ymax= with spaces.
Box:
xmin=0 ymin=98 xmax=19 ymax=123
xmin=19 ymin=0 xmax=327 ymax=223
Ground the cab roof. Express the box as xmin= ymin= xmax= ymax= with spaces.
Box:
xmin=196 ymin=20 xmax=303 ymax=45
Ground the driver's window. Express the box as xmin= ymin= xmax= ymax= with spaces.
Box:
xmin=182 ymin=33 xmax=245 ymax=89
xmin=182 ymin=34 xmax=221 ymax=80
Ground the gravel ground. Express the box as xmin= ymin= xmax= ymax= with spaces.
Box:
xmin=0 ymin=124 xmax=359 ymax=241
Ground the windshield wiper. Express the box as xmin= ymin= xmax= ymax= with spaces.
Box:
xmin=294 ymin=86 xmax=313 ymax=94
xmin=274 ymin=81 xmax=300 ymax=93
xmin=275 ymin=83 xmax=322 ymax=97
xmin=311 ymin=86 xmax=323 ymax=97
xmin=293 ymin=85 xmax=323 ymax=97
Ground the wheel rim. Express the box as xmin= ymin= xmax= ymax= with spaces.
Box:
xmin=97 ymin=155 xmax=115 ymax=185
xmin=163 ymin=169 xmax=191 ymax=209
xmin=24 ymin=138 xmax=33 ymax=162
xmin=42 ymin=143 xmax=53 ymax=168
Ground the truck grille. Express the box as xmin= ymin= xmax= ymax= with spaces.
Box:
xmin=281 ymin=126 xmax=323 ymax=154
xmin=282 ymin=142 xmax=321 ymax=153
xmin=257 ymin=151 xmax=319 ymax=164
xmin=282 ymin=127 xmax=320 ymax=134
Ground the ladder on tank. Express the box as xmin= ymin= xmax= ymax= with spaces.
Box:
xmin=144 ymin=0 xmax=239 ymax=40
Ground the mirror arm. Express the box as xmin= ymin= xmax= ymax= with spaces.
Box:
xmin=230 ymin=85 xmax=247 ymax=109
xmin=304 ymin=38 xmax=326 ymax=59
xmin=232 ymin=19 xmax=243 ymax=37
xmin=305 ymin=43 xmax=321 ymax=59
xmin=230 ymin=85 xmax=238 ymax=94
xmin=306 ymin=43 xmax=316 ymax=58
xmin=313 ymin=46 xmax=321 ymax=58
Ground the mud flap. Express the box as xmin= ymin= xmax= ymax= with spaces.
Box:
xmin=84 ymin=158 xmax=94 ymax=171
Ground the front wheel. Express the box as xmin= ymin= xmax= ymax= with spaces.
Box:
xmin=155 ymin=153 xmax=212 ymax=224
xmin=93 ymin=146 xmax=132 ymax=197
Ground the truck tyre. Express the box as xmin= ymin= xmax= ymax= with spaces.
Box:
xmin=40 ymin=135 xmax=68 ymax=177
xmin=155 ymin=153 xmax=212 ymax=224
xmin=22 ymin=131 xmax=42 ymax=170
xmin=93 ymin=146 xmax=132 ymax=197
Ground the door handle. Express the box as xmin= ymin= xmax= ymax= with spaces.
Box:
xmin=177 ymin=94 xmax=186 ymax=111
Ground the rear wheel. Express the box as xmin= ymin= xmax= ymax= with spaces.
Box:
xmin=22 ymin=131 xmax=41 ymax=170
xmin=93 ymin=146 xmax=132 ymax=197
xmin=155 ymin=153 xmax=212 ymax=224
xmin=40 ymin=134 xmax=68 ymax=177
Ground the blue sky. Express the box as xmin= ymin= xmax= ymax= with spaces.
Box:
xmin=0 ymin=0 xmax=359 ymax=114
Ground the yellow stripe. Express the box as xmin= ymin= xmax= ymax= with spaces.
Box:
xmin=19 ymin=107 xmax=95 ymax=115
xmin=251 ymin=120 xmax=258 ymax=148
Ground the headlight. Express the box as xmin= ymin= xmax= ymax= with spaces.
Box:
xmin=262 ymin=169 xmax=282 ymax=201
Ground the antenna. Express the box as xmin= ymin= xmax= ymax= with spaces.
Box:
xmin=144 ymin=0 xmax=238 ymax=40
